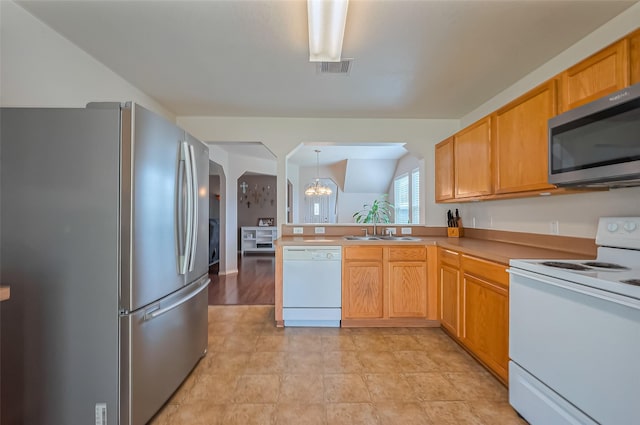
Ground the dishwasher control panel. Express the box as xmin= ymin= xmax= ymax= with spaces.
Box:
xmin=283 ymin=247 xmax=342 ymax=261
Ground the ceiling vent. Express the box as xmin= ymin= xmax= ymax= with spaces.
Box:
xmin=317 ymin=59 xmax=352 ymax=75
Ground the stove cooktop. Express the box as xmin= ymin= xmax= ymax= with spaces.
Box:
xmin=510 ymin=217 xmax=640 ymax=300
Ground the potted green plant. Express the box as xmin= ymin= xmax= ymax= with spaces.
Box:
xmin=353 ymin=196 xmax=394 ymax=235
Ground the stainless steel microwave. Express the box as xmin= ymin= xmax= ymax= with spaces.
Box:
xmin=548 ymin=82 xmax=640 ymax=188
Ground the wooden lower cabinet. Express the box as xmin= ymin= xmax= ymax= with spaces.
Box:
xmin=342 ymin=245 xmax=435 ymax=325
xmin=388 ymin=246 xmax=428 ymax=318
xmin=342 ymin=247 xmax=384 ymax=319
xmin=438 ymin=248 xmax=461 ymax=336
xmin=438 ymin=249 xmax=510 ymax=385
xmin=439 ymin=263 xmax=460 ymax=336
xmin=343 ymin=261 xmax=384 ymax=319
xmin=461 ymin=266 xmax=509 ymax=383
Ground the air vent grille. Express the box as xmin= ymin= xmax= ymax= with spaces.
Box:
xmin=317 ymin=59 xmax=352 ymax=75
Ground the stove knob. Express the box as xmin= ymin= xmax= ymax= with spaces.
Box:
xmin=327 ymin=252 xmax=334 ymax=259
xmin=623 ymin=222 xmax=637 ymax=233
xmin=607 ymin=222 xmax=619 ymax=232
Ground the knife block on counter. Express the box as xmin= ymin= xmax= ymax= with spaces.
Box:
xmin=447 ymin=227 xmax=464 ymax=238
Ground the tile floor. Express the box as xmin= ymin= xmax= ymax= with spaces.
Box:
xmin=149 ymin=306 xmax=527 ymax=425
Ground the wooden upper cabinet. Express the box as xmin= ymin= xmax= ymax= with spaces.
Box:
xmin=493 ymin=80 xmax=557 ymax=194
xmin=435 ymin=137 xmax=455 ymax=202
xmin=560 ymin=39 xmax=630 ymax=112
xmin=454 ymin=116 xmax=492 ymax=198
xmin=630 ymin=28 xmax=640 ymax=85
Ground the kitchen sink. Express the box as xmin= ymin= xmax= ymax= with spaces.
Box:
xmin=379 ymin=236 xmax=420 ymax=241
xmin=343 ymin=235 xmax=420 ymax=241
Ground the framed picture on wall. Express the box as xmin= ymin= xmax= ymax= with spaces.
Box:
xmin=258 ymin=217 xmax=274 ymax=227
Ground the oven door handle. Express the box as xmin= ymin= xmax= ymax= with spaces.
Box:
xmin=509 ymin=268 xmax=640 ymax=311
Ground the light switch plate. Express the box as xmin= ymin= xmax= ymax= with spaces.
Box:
xmin=401 ymin=227 xmax=412 ymax=235
xmin=314 ymin=227 xmax=325 ymax=234
xmin=293 ymin=227 xmax=303 ymax=234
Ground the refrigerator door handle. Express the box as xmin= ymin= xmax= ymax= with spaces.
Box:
xmin=177 ymin=151 xmax=186 ymax=275
xmin=179 ymin=141 xmax=194 ymax=275
xmin=187 ymin=144 xmax=198 ymax=272
xmin=144 ymin=278 xmax=210 ymax=321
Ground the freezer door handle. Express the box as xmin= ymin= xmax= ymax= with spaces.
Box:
xmin=144 ymin=278 xmax=210 ymax=321
xmin=187 ymin=144 xmax=198 ymax=272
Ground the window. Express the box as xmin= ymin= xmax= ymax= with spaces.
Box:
xmin=394 ymin=174 xmax=409 ymax=224
xmin=393 ymin=168 xmax=420 ymax=224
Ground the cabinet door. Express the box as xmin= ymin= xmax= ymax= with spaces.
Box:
xmin=461 ymin=273 xmax=509 ymax=383
xmin=342 ymin=261 xmax=384 ymax=319
xmin=454 ymin=117 xmax=492 ymax=198
xmin=630 ymin=28 xmax=640 ymax=85
xmin=388 ymin=261 xmax=427 ymax=318
xmin=493 ymin=81 xmax=557 ymax=194
xmin=560 ymin=39 xmax=629 ymax=112
xmin=439 ymin=263 xmax=460 ymax=336
xmin=435 ymin=137 xmax=455 ymax=202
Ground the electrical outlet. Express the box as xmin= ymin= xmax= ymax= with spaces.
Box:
xmin=472 ymin=217 xmax=477 ymax=228
xmin=293 ymin=227 xmax=303 ymax=234
xmin=314 ymin=227 xmax=325 ymax=234
xmin=550 ymin=221 xmax=560 ymax=235
xmin=401 ymin=227 xmax=412 ymax=235
xmin=385 ymin=228 xmax=397 ymax=235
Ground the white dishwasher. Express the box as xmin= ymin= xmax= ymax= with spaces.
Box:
xmin=283 ymin=246 xmax=342 ymax=327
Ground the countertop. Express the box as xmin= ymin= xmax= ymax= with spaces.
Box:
xmin=276 ymin=236 xmax=593 ymax=264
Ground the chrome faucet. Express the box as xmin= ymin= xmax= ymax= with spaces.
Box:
xmin=362 ymin=228 xmax=369 ymax=237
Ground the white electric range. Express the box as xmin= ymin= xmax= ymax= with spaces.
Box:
xmin=508 ymin=217 xmax=640 ymax=425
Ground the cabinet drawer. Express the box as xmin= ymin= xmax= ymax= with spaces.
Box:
xmin=439 ymin=248 xmax=460 ymax=267
xmin=462 ymin=255 xmax=508 ymax=287
xmin=388 ymin=246 xmax=426 ymax=262
xmin=344 ymin=246 xmax=383 ymax=261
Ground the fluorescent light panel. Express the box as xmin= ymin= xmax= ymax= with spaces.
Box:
xmin=308 ymin=0 xmax=349 ymax=62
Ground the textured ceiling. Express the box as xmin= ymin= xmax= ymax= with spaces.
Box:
xmin=17 ymin=0 xmax=638 ymax=119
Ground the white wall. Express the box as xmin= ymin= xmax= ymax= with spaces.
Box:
xmin=177 ymin=116 xmax=461 ymax=234
xmin=6 ymin=0 xmax=638 ymax=241
xmin=455 ymin=4 xmax=640 ymax=239
xmin=0 ymin=1 xmax=173 ymax=120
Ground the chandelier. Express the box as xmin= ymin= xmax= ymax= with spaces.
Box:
xmin=304 ymin=150 xmax=333 ymax=196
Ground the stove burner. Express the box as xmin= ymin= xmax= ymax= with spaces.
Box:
xmin=621 ymin=279 xmax=640 ymax=286
xmin=582 ymin=261 xmax=629 ymax=270
xmin=541 ymin=261 xmax=592 ymax=271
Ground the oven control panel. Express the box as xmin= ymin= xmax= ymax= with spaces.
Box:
xmin=596 ymin=217 xmax=640 ymax=250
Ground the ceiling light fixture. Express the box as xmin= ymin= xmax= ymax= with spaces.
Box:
xmin=305 ymin=150 xmax=333 ymax=196
xmin=307 ymin=0 xmax=349 ymax=62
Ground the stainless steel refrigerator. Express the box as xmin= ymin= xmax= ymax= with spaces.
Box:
xmin=0 ymin=102 xmax=210 ymax=425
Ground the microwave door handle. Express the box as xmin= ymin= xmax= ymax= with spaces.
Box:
xmin=187 ymin=144 xmax=198 ymax=272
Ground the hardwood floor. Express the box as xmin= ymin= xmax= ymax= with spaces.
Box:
xmin=208 ymin=253 xmax=275 ymax=305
